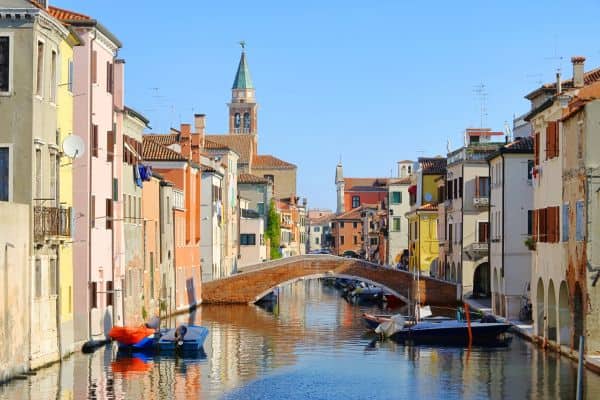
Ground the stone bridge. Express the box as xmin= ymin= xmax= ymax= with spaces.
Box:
xmin=202 ymin=255 xmax=459 ymax=306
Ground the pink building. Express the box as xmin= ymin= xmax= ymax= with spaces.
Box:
xmin=49 ymin=6 xmax=124 ymax=341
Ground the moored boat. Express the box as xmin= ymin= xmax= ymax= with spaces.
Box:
xmin=362 ymin=312 xmax=393 ymax=329
xmin=158 ymin=325 xmax=209 ymax=352
xmin=109 ymin=326 xmax=157 ymax=351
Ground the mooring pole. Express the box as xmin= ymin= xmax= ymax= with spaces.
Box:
xmin=576 ymin=335 xmax=585 ymax=400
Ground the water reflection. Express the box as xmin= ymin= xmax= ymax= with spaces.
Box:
xmin=1 ymin=279 xmax=599 ymax=399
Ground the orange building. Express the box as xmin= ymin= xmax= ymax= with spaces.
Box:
xmin=143 ymin=125 xmax=202 ymax=311
xmin=141 ymin=174 xmax=162 ymax=318
xmin=335 ymin=162 xmax=388 ymax=213
xmin=330 ymin=207 xmax=363 ymax=256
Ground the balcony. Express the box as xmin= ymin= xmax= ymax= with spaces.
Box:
xmin=464 ymin=242 xmax=488 ymax=260
xmin=34 ymin=206 xmax=71 ymax=242
xmin=473 ymin=196 xmax=489 ymax=208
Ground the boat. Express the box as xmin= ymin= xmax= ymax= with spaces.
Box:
xmin=158 ymin=325 xmax=209 ymax=352
xmin=109 ymin=326 xmax=157 ymax=351
xmin=362 ymin=312 xmax=393 ymax=329
xmin=388 ymin=317 xmax=512 ymax=346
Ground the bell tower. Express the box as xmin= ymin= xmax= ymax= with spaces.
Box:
xmin=229 ymin=42 xmax=258 ymax=137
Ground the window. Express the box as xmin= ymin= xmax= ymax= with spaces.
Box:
xmin=576 ymin=200 xmax=585 ymax=241
xmin=264 ymin=174 xmax=274 ymax=184
xmin=478 ymin=221 xmax=489 ymax=243
xmin=340 ymin=222 xmax=344 ymax=228
xmin=353 ymin=222 xmax=357 ymax=229
xmin=534 ymin=132 xmax=540 ymax=165
xmin=353 ymin=236 xmax=358 ymax=244
xmin=92 ymin=125 xmax=98 ymax=157
xmin=459 ymin=177 xmax=463 ymax=197
xmin=106 ymin=61 xmax=113 ymax=93
xmin=67 ymin=59 xmax=73 ymax=92
xmin=106 ymin=281 xmax=113 ymax=307
xmin=476 ymin=176 xmax=490 ymax=197
xmin=240 ymin=233 xmax=256 ymax=245
xmin=0 ymin=36 xmax=10 ymax=92
xmin=314 ymin=226 xmax=320 ymax=232
xmin=562 ymin=203 xmax=569 ymax=242
xmin=90 ymin=281 xmax=97 ymax=308
xmin=36 ymin=41 xmax=43 ymax=96
xmin=106 ymin=199 xmax=113 ymax=229
xmin=35 ymin=148 xmax=41 ymax=199
xmin=0 ymin=147 xmax=9 ymax=201
xmin=257 ymin=202 xmax=265 ymax=215
xmin=35 ymin=259 xmax=42 ymax=298
xmin=107 ymin=131 xmax=114 ymax=162
xmin=91 ymin=50 xmax=97 ymax=84
xmin=370 ymin=237 xmax=378 ymax=246
xmin=447 ymin=181 xmax=452 ymax=200
xmin=528 ymin=210 xmax=533 ymax=236
xmin=391 ymin=191 xmax=402 ymax=204
xmin=340 ymin=236 xmax=345 ymax=245
xmin=112 ymin=178 xmax=118 ymax=202
xmin=352 ymin=196 xmax=360 ymax=208
xmin=49 ymin=153 xmax=57 ymax=203
xmin=91 ymin=195 xmax=95 ymax=228
xmin=522 ymin=161 xmax=532 ymax=183
xmin=316 ymin=237 xmax=320 ymax=245
xmin=393 ymin=217 xmax=401 ymax=232
xmin=50 ymin=50 xmax=57 ymax=102
xmin=545 ymin=121 xmax=559 ymax=159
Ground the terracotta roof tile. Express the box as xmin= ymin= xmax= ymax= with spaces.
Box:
xmin=143 ymin=136 xmax=186 ymax=161
xmin=526 ymin=66 xmax=600 ymax=99
xmin=344 ymin=178 xmax=389 ymax=190
xmin=389 ymin=177 xmax=412 ymax=185
xmin=144 ymin=133 xmax=179 ymax=146
xmin=333 ymin=206 xmax=364 ymax=221
xmin=418 ymin=157 xmax=447 ymax=174
xmin=205 ymin=135 xmax=254 ymax=164
xmin=47 ymin=5 xmax=91 ymax=21
xmin=252 ymin=155 xmax=296 ymax=169
xmin=310 ymin=213 xmax=335 ymax=225
xmin=204 ymin=139 xmax=230 ymax=150
xmin=238 ymin=173 xmax=270 ymax=184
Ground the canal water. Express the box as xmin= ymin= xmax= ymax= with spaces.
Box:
xmin=1 ymin=279 xmax=600 ymax=399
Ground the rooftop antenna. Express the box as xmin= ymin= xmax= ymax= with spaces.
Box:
xmin=544 ymin=35 xmax=565 ymax=76
xmin=504 ymin=121 xmax=513 ymax=141
xmin=473 ymin=83 xmax=488 ymax=128
xmin=446 ymin=138 xmax=452 ymax=153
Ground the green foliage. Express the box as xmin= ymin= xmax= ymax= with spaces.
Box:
xmin=141 ymin=305 xmax=148 ymax=321
xmin=265 ymin=199 xmax=281 ymax=260
xmin=524 ymin=236 xmax=536 ymax=251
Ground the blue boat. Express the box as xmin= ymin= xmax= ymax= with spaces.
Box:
xmin=158 ymin=325 xmax=209 ymax=352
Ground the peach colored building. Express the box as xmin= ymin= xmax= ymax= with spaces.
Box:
xmin=331 ymin=207 xmax=364 ymax=256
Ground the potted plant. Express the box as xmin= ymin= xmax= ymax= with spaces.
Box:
xmin=524 ymin=236 xmax=536 ymax=251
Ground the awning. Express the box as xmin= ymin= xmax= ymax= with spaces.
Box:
xmin=408 ymin=185 xmax=417 ymax=194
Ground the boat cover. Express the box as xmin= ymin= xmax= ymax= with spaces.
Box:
xmin=109 ymin=326 xmax=155 ymax=346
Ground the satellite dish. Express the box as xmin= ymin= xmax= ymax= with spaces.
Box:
xmin=425 ymin=192 xmax=433 ymax=202
xmin=62 ymin=135 xmax=85 ymax=159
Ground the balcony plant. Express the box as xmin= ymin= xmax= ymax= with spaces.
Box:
xmin=524 ymin=236 xmax=536 ymax=251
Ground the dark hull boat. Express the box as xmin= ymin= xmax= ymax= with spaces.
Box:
xmin=390 ymin=320 xmax=512 ymax=347
xmin=158 ymin=325 xmax=209 ymax=352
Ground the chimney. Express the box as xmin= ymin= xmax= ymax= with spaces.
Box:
xmin=556 ymin=71 xmax=562 ymax=95
xmin=39 ymin=0 xmax=49 ymax=9
xmin=180 ymin=123 xmax=191 ymax=160
xmin=571 ymin=56 xmax=586 ymax=88
xmin=194 ymin=114 xmax=206 ymax=135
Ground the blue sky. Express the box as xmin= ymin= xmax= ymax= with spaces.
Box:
xmin=55 ymin=0 xmax=600 ymax=210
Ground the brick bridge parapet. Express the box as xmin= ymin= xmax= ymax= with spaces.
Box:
xmin=202 ymin=255 xmax=459 ymax=306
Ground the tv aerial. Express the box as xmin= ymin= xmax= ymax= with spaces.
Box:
xmin=62 ymin=134 xmax=85 ymax=159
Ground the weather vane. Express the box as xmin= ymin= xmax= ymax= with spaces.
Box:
xmin=239 ymin=40 xmax=246 ymax=50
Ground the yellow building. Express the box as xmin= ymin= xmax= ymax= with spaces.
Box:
xmin=57 ymin=29 xmax=80 ymax=357
xmin=406 ymin=157 xmax=446 ymax=275
xmin=407 ymin=205 xmax=439 ymax=273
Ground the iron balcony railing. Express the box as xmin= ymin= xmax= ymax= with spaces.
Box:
xmin=34 ymin=206 xmax=71 ymax=241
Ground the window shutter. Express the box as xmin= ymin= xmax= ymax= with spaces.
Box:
xmin=475 ymin=176 xmax=480 ymax=196
xmin=553 ymin=122 xmax=559 ymax=157
xmin=576 ymin=200 xmax=584 ymax=241
xmin=459 ymin=177 xmax=463 ymax=198
xmin=106 ymin=198 xmax=113 ymax=230
xmin=91 ymin=51 xmax=97 ymax=84
xmin=92 ymin=125 xmax=98 ymax=157
xmin=562 ymin=203 xmax=569 ymax=242
xmin=534 ymin=132 xmax=539 ymax=165
xmin=546 ymin=122 xmax=558 ymax=159
xmin=533 ymin=209 xmax=538 ymax=242
xmin=107 ymin=131 xmax=114 ymax=162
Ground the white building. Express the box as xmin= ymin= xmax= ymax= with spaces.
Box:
xmin=387 ymin=161 xmax=412 ymax=265
xmin=488 ymin=136 xmax=534 ymax=320
xmin=200 ymin=160 xmax=224 ymax=281
xmin=239 ymin=198 xmax=266 ymax=268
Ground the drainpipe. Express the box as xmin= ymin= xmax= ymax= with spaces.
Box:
xmin=88 ymin=29 xmax=97 ymax=341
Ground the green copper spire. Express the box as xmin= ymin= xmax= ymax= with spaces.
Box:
xmin=232 ymin=42 xmax=254 ymax=90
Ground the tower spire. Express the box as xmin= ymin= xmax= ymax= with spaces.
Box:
xmin=232 ymin=42 xmax=253 ymax=90
xmin=229 ymin=43 xmax=258 ymax=135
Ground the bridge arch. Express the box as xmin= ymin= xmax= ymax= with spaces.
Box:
xmin=202 ymin=255 xmax=458 ymax=306
xmin=253 ymin=273 xmax=410 ymax=304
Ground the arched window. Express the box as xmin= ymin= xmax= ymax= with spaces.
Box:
xmin=234 ymin=113 xmax=241 ymax=130
xmin=243 ymin=112 xmax=251 ymax=132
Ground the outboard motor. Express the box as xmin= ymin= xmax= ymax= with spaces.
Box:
xmin=174 ymin=325 xmax=188 ymax=347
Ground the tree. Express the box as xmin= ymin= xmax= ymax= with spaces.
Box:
xmin=265 ymin=199 xmax=281 ymax=260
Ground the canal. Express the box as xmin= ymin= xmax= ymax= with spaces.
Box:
xmin=1 ymin=279 xmax=600 ymax=399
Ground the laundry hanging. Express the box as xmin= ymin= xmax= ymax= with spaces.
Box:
xmin=134 ymin=164 xmax=143 ymax=188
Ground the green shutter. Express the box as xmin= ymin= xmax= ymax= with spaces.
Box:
xmin=112 ymin=178 xmax=118 ymax=201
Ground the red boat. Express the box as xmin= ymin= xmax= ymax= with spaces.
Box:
xmin=109 ymin=326 xmax=155 ymax=346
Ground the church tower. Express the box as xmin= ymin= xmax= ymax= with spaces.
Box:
xmin=335 ymin=162 xmax=345 ymax=214
xmin=228 ymin=42 xmax=258 ymax=137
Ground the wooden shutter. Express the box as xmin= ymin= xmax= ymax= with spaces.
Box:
xmin=106 ymin=62 xmax=113 ymax=93
xmin=534 ymin=132 xmax=540 ymax=165
xmin=459 ymin=177 xmax=463 ymax=198
xmin=106 ymin=198 xmax=113 ymax=229
xmin=107 ymin=131 xmax=113 ymax=162
xmin=92 ymin=125 xmax=98 ymax=157
xmin=91 ymin=50 xmax=97 ymax=84
xmin=548 ymin=207 xmax=555 ymax=243
xmin=533 ymin=209 xmax=538 ymax=242
xmin=475 ymin=176 xmax=480 ymax=196
xmin=546 ymin=122 xmax=557 ymax=159
xmin=539 ymin=208 xmax=547 ymax=243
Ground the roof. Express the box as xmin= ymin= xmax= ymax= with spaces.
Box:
xmin=388 ymin=177 xmax=412 ymax=185
xmin=310 ymin=213 xmax=335 ymax=225
xmin=144 ymin=133 xmax=179 ymax=146
xmin=418 ymin=157 xmax=447 ymax=174
xmin=397 ymin=159 xmax=413 ymax=163
xmin=238 ymin=173 xmax=270 ymax=184
xmin=560 ymin=80 xmax=600 ymax=121
xmin=124 ymin=106 xmax=150 ymax=127
xmin=252 ymin=155 xmax=296 ymax=169
xmin=333 ymin=207 xmax=362 ymax=221
xmin=47 ymin=5 xmax=90 ymax=20
xmin=525 ymin=66 xmax=600 ymax=100
xmin=143 ymin=136 xmax=186 ymax=161
xmin=204 ymin=139 xmax=230 ymax=151
xmin=487 ymin=136 xmax=534 ymax=159
xmin=344 ymin=178 xmax=389 ymax=190
xmin=232 ymin=51 xmax=254 ymax=89
xmin=205 ymin=134 xmax=254 ymax=164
